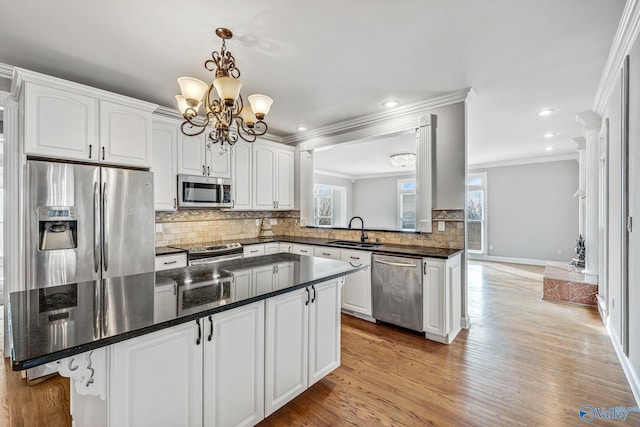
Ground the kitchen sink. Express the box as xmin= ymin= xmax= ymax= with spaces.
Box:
xmin=327 ymin=240 xmax=380 ymax=248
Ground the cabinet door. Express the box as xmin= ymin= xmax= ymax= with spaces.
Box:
xmin=204 ymin=302 xmax=265 ymax=427
xmin=340 ymin=250 xmax=372 ymax=315
xmin=231 ymin=141 xmax=252 ymax=210
xmin=24 ymin=82 xmax=98 ymax=161
xmin=99 ymin=100 xmax=152 ymax=167
xmin=423 ymin=259 xmax=446 ymax=337
xmin=110 ymin=321 xmax=203 ymax=427
xmin=265 ymin=288 xmax=309 ymax=416
xmin=152 ymin=121 xmax=178 ymax=211
xmin=178 ymin=133 xmax=206 ymax=175
xmin=253 ymin=265 xmax=275 ymax=295
xmin=207 ymin=145 xmax=231 ymax=178
xmin=279 ymin=243 xmax=293 ymax=253
xmin=232 ymin=268 xmax=253 ymax=301
xmin=308 ymin=279 xmax=342 ymax=386
xmin=275 ymin=148 xmax=295 ymax=209
xmin=253 ymin=144 xmax=276 ymax=210
xmin=275 ymin=262 xmax=294 ymax=290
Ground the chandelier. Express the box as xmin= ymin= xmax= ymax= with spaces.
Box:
xmin=389 ymin=153 xmax=416 ymax=168
xmin=175 ymin=28 xmax=273 ymax=148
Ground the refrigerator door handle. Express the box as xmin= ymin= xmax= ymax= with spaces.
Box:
xmin=93 ymin=182 xmax=100 ymax=273
xmin=103 ymin=182 xmax=109 ymax=272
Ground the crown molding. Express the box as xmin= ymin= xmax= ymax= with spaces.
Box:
xmin=284 ymin=88 xmax=471 ymax=145
xmin=0 ymin=62 xmax=13 ymax=81
xmin=576 ymin=111 xmax=602 ymax=131
xmin=468 ymin=153 xmax=578 ymax=170
xmin=593 ymin=0 xmax=640 ymax=114
xmin=573 ymin=136 xmax=587 ymax=150
xmin=314 ymin=169 xmax=354 ymax=180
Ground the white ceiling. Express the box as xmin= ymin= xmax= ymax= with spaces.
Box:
xmin=0 ymin=0 xmax=625 ymax=165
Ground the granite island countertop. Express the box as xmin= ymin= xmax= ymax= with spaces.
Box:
xmin=9 ymin=253 xmax=364 ymax=371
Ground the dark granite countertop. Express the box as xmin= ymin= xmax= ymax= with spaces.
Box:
xmin=190 ymin=235 xmax=464 ymax=259
xmin=9 ymin=253 xmax=363 ymax=371
xmin=155 ymin=246 xmax=187 ymax=256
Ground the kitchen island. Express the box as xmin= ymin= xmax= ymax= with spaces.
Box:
xmin=9 ymin=253 xmax=364 ymax=427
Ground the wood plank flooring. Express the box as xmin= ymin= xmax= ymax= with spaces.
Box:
xmin=0 ymin=261 xmax=635 ymax=426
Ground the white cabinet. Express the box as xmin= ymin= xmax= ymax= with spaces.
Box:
xmin=203 ymin=302 xmax=265 ymax=427
xmin=23 ymin=82 xmax=98 ymax=162
xmin=110 ymin=302 xmax=266 ymax=427
xmin=152 ymin=118 xmax=179 ymax=211
xmin=154 ymin=252 xmax=187 ymax=271
xmin=99 ymin=100 xmax=152 ymax=168
xmin=109 ymin=321 xmax=203 ymax=427
xmin=340 ymin=249 xmax=373 ymax=317
xmin=264 ymin=242 xmax=280 ymax=255
xmin=177 ymin=133 xmax=231 ymax=178
xmin=243 ymin=244 xmax=265 ymax=258
xmin=230 ymin=141 xmax=252 ymax=210
xmin=253 ymin=142 xmax=295 ymax=210
xmin=292 ymin=244 xmax=313 ymax=256
xmin=265 ymin=278 xmax=342 ymax=416
xmin=18 ymin=71 xmax=156 ymax=167
xmin=423 ymin=254 xmax=462 ymax=344
xmin=279 ymin=242 xmax=293 ymax=253
xmin=314 ymin=246 xmax=341 ymax=260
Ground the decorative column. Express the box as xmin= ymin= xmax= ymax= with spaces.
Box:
xmin=576 ymin=111 xmax=601 ymax=279
xmin=573 ymin=137 xmax=587 ymax=237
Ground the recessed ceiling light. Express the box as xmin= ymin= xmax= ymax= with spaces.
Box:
xmin=297 ymin=126 xmax=307 ymax=131
xmin=382 ymin=100 xmax=399 ymax=108
xmin=543 ymin=132 xmax=555 ymax=138
xmin=537 ymin=109 xmax=554 ymax=117
xmin=545 ymin=146 xmax=554 ymax=151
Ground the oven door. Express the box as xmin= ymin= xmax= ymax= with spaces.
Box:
xmin=177 ymin=175 xmax=220 ymax=208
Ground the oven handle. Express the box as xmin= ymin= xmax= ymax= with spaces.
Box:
xmin=373 ymin=259 xmax=418 ymax=268
xmin=188 ymin=253 xmax=243 ymax=266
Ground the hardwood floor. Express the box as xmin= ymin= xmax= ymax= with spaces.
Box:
xmin=0 ymin=261 xmax=635 ymax=426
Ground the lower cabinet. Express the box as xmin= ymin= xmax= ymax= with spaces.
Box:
xmin=264 ymin=278 xmax=342 ymax=416
xmin=423 ymin=254 xmax=463 ymax=344
xmin=340 ymin=249 xmax=373 ymax=317
xmin=109 ymin=301 xmax=265 ymax=427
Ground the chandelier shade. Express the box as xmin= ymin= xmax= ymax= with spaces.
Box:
xmin=176 ymin=28 xmax=272 ymax=148
xmin=390 ymin=153 xmax=416 ymax=168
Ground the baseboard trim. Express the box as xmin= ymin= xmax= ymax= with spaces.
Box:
xmin=606 ymin=321 xmax=640 ymax=407
xmin=467 ymin=254 xmax=550 ymax=267
xmin=461 ymin=317 xmax=471 ymax=330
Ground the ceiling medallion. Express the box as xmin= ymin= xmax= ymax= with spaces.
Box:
xmin=389 ymin=153 xmax=416 ymax=168
xmin=175 ymin=28 xmax=273 ymax=148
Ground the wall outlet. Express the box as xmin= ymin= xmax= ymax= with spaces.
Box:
xmin=557 ymin=249 xmax=562 ymax=255
xmin=270 ymin=218 xmax=277 ymax=225
xmin=155 ymin=223 xmax=163 ymax=233
xmin=255 ymin=219 xmax=260 ymax=226
xmin=438 ymin=221 xmax=445 ymax=232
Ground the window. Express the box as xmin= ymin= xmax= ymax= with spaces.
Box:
xmin=313 ymin=184 xmax=347 ymax=227
xmin=466 ymin=173 xmax=487 ymax=254
xmin=397 ymin=179 xmax=416 ymax=231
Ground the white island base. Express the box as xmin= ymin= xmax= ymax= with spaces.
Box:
xmin=53 ymin=277 xmax=344 ymax=427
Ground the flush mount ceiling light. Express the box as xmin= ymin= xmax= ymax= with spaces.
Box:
xmin=382 ymin=100 xmax=399 ymax=108
xmin=545 ymin=146 xmax=554 ymax=151
xmin=543 ymin=132 xmax=555 ymax=138
xmin=176 ymin=28 xmax=273 ymax=148
xmin=389 ymin=153 xmax=416 ymax=168
xmin=537 ymin=109 xmax=554 ymax=117
xmin=297 ymin=126 xmax=307 ymax=131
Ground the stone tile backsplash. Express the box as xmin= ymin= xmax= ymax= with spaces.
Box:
xmin=155 ymin=209 xmax=465 ymax=249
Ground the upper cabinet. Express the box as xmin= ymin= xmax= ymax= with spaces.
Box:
xmin=253 ymin=141 xmax=295 ymax=210
xmin=231 ymin=140 xmax=252 ymax=210
xmin=152 ymin=117 xmax=179 ymax=211
xmin=177 ymin=133 xmax=231 ymax=178
xmin=16 ymin=69 xmax=157 ymax=168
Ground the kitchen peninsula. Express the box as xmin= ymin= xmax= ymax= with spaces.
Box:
xmin=10 ymin=253 xmax=364 ymax=426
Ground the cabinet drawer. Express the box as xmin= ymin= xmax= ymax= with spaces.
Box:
xmin=279 ymin=243 xmax=293 ymax=253
xmin=314 ymin=247 xmax=341 ymax=260
xmin=292 ymin=244 xmax=313 ymax=256
xmin=264 ymin=243 xmax=280 ymax=255
xmin=155 ymin=253 xmax=187 ymax=271
xmin=340 ymin=249 xmax=372 ymax=266
xmin=244 ymin=244 xmax=265 ymax=258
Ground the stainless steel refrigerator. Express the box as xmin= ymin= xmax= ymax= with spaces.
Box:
xmin=25 ymin=160 xmax=155 ymax=379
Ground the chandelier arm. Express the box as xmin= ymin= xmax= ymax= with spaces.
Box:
xmin=180 ymin=119 xmax=208 ymax=137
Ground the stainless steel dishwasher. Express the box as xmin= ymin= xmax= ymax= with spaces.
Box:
xmin=371 ymin=254 xmax=423 ymax=332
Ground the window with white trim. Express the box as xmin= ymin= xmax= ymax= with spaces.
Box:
xmin=397 ymin=179 xmax=416 ymax=231
xmin=466 ymin=173 xmax=487 ymax=253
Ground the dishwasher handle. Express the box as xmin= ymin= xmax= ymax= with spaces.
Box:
xmin=374 ymin=259 xmax=419 ymax=268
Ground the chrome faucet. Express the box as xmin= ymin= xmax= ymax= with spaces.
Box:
xmin=348 ymin=216 xmax=368 ymax=243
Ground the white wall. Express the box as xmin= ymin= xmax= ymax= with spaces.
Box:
xmin=472 ymin=160 xmax=579 ymax=261
xmin=352 ymin=174 xmax=414 ymax=230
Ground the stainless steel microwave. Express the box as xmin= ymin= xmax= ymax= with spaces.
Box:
xmin=177 ymin=174 xmax=232 ymax=208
